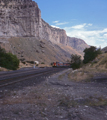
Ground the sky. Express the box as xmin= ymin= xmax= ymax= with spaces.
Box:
xmin=34 ymin=0 xmax=107 ymax=48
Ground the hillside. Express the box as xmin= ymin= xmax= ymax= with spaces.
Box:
xmin=67 ymin=52 xmax=107 ymax=82
xmin=92 ymin=53 xmax=107 ymax=69
xmin=102 ymin=46 xmax=107 ymax=53
xmin=5 ymin=37 xmax=82 ymax=64
xmin=67 ymin=37 xmax=89 ymax=55
xmin=0 ymin=0 xmax=89 ymax=65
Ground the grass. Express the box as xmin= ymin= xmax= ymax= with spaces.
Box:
xmin=67 ymin=54 xmax=107 ymax=82
xmin=99 ymin=56 xmax=107 ymax=65
xmin=92 ymin=53 xmax=107 ymax=69
xmin=67 ymin=69 xmax=94 ymax=82
xmin=58 ymin=95 xmax=107 ymax=108
xmin=82 ymin=97 xmax=107 ymax=107
xmin=105 ymin=63 xmax=107 ymax=68
xmin=58 ymin=96 xmax=78 ymax=108
xmin=58 ymin=73 xmax=66 ymax=80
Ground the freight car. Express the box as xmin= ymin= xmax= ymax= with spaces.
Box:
xmin=52 ymin=62 xmax=70 ymax=67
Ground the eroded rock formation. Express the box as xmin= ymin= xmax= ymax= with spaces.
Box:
xmin=42 ymin=19 xmax=68 ymax=45
xmin=0 ymin=0 xmax=89 ymax=56
xmin=0 ymin=0 xmax=42 ymax=37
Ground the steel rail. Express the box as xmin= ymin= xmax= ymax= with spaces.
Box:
xmin=0 ymin=69 xmax=60 ymax=88
xmin=0 ymin=68 xmax=47 ymax=78
xmin=0 ymin=68 xmax=52 ymax=81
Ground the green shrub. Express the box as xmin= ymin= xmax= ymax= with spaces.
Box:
xmin=0 ymin=47 xmax=19 ymax=70
xmin=83 ymin=46 xmax=102 ymax=64
xmin=41 ymin=62 xmax=45 ymax=64
xmin=71 ymin=54 xmax=82 ymax=69
xmin=26 ymin=61 xmax=34 ymax=64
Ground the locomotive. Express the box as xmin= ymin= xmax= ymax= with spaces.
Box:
xmin=52 ymin=62 xmax=70 ymax=67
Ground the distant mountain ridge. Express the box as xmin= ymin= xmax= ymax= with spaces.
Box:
xmin=0 ymin=0 xmax=89 ymax=64
xmin=102 ymin=46 xmax=107 ymax=53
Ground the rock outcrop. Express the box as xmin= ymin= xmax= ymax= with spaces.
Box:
xmin=0 ymin=0 xmax=89 ymax=63
xmin=67 ymin=37 xmax=89 ymax=54
xmin=102 ymin=46 xmax=107 ymax=53
xmin=7 ymin=37 xmax=81 ymax=64
xmin=0 ymin=0 xmax=69 ymax=45
xmin=41 ymin=19 xmax=68 ymax=45
xmin=0 ymin=0 xmax=42 ymax=37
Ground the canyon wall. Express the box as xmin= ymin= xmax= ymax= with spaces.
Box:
xmin=0 ymin=0 xmax=89 ymax=55
xmin=0 ymin=0 xmax=68 ymax=45
xmin=41 ymin=19 xmax=68 ymax=45
xmin=0 ymin=0 xmax=42 ymax=37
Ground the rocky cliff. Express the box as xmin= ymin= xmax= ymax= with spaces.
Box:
xmin=0 ymin=0 xmax=42 ymax=37
xmin=41 ymin=19 xmax=68 ymax=45
xmin=67 ymin=37 xmax=89 ymax=55
xmin=0 ymin=0 xmax=89 ymax=64
xmin=0 ymin=0 xmax=68 ymax=45
xmin=102 ymin=46 xmax=107 ymax=53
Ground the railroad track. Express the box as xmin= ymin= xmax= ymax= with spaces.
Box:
xmin=0 ymin=67 xmax=55 ymax=81
xmin=0 ymin=67 xmax=43 ymax=77
xmin=0 ymin=68 xmax=65 ymax=88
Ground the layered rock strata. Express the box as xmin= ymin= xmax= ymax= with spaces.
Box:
xmin=0 ymin=0 xmax=42 ymax=37
xmin=0 ymin=0 xmax=89 ymax=56
xmin=42 ymin=19 xmax=68 ymax=45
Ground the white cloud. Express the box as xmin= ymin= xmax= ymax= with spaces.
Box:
xmin=103 ymin=28 xmax=107 ymax=32
xmin=64 ymin=23 xmax=92 ymax=30
xmin=64 ymin=23 xmax=107 ymax=48
xmin=70 ymin=23 xmax=93 ymax=29
xmin=51 ymin=25 xmax=60 ymax=29
xmin=53 ymin=21 xmax=69 ymax=26
xmin=103 ymin=34 xmax=107 ymax=38
xmin=55 ymin=22 xmax=69 ymax=26
xmin=53 ymin=21 xmax=59 ymax=23
xmin=88 ymin=24 xmax=93 ymax=26
xmin=71 ymin=23 xmax=86 ymax=29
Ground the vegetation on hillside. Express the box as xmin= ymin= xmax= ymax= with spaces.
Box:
xmin=0 ymin=47 xmax=19 ymax=70
xmin=83 ymin=46 xmax=102 ymax=64
xmin=69 ymin=52 xmax=107 ymax=82
xmin=71 ymin=54 xmax=82 ymax=69
xmin=70 ymin=46 xmax=102 ymax=69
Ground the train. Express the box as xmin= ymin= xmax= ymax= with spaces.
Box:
xmin=52 ymin=62 xmax=70 ymax=67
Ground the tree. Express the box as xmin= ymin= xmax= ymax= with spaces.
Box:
xmin=71 ymin=54 xmax=82 ymax=69
xmin=0 ymin=47 xmax=19 ymax=70
xmin=83 ymin=46 xmax=102 ymax=64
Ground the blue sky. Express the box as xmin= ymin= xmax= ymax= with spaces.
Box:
xmin=34 ymin=0 xmax=107 ymax=48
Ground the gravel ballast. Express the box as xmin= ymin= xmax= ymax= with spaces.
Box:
xmin=0 ymin=68 xmax=107 ymax=120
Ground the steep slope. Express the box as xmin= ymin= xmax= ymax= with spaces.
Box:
xmin=41 ymin=19 xmax=89 ymax=55
xmin=89 ymin=52 xmax=107 ymax=70
xmin=0 ymin=0 xmax=89 ymax=64
xmin=102 ymin=46 xmax=107 ymax=53
xmin=67 ymin=37 xmax=89 ymax=55
xmin=6 ymin=37 xmax=81 ymax=64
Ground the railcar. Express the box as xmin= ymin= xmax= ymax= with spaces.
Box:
xmin=52 ymin=62 xmax=70 ymax=67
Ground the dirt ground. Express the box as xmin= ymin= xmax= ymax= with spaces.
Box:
xmin=0 ymin=68 xmax=107 ymax=120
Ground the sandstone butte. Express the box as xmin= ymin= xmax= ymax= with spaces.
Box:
xmin=0 ymin=0 xmax=89 ymax=64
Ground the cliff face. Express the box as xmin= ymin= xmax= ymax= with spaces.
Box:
xmin=0 ymin=0 xmax=88 ymax=45
xmin=102 ymin=46 xmax=107 ymax=53
xmin=67 ymin=37 xmax=89 ymax=54
xmin=0 ymin=0 xmax=68 ymax=45
xmin=41 ymin=19 xmax=68 ymax=45
xmin=0 ymin=0 xmax=42 ymax=37
xmin=0 ymin=0 xmax=89 ymax=62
